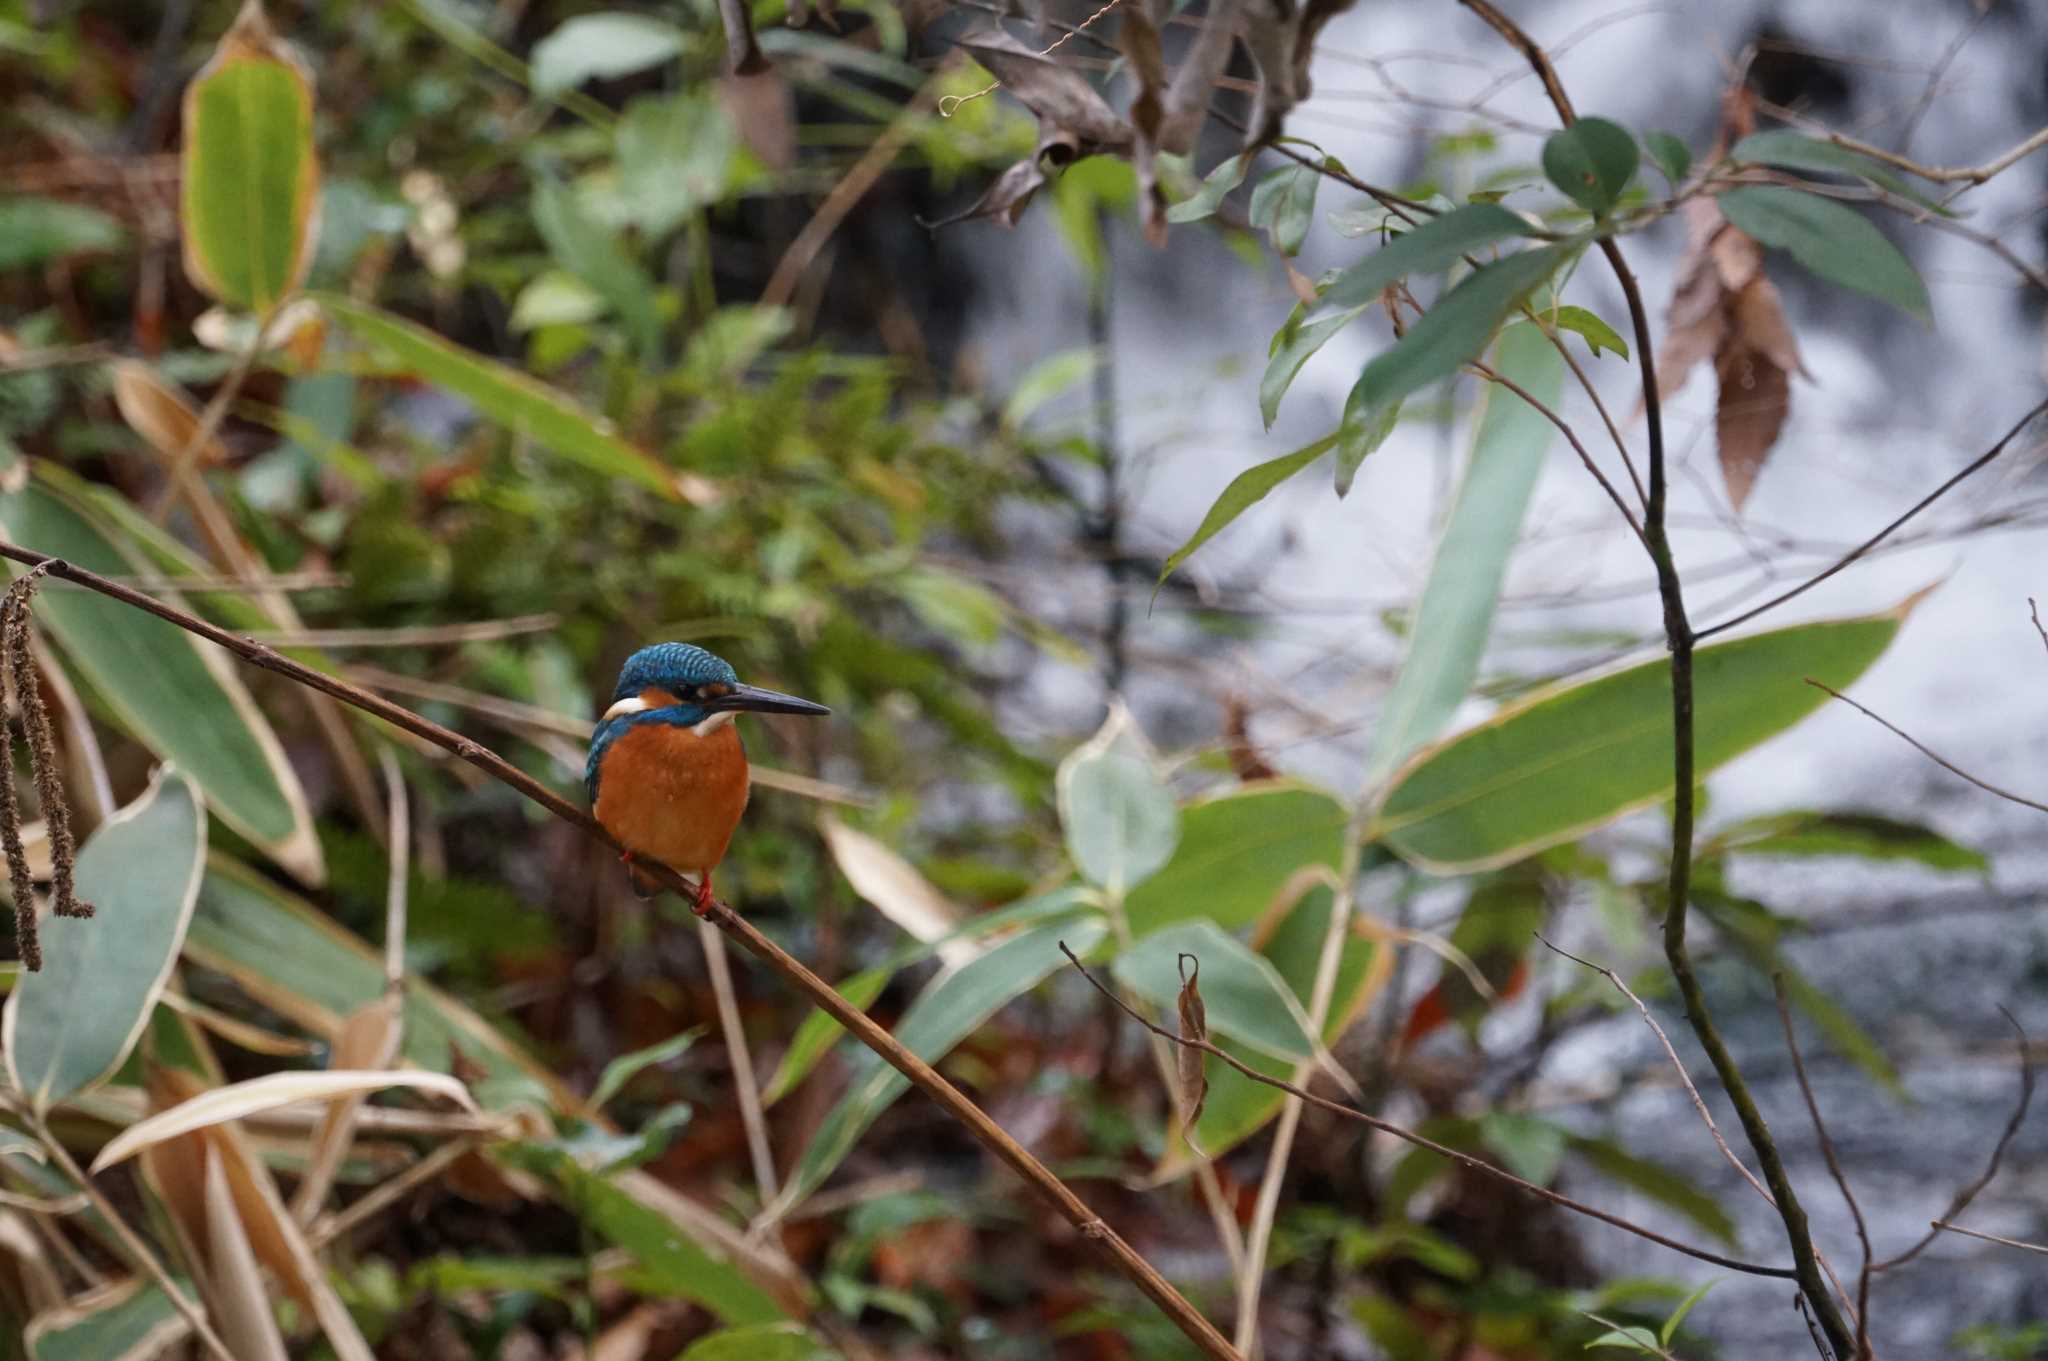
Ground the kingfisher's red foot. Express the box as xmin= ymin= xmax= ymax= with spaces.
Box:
xmin=691 ymin=874 xmax=716 ymax=918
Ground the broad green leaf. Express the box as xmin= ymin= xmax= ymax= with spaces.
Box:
xmin=509 ymin=270 xmax=604 ymax=332
xmin=1333 ymin=377 xmax=1400 ymax=497
xmin=1478 ymin=1110 xmax=1567 ymax=1185
xmin=1114 ymin=922 xmax=1317 ymax=1062
xmin=1125 ymin=782 xmax=1346 ymax=935
xmin=1570 ymin=1137 xmax=1736 ymax=1247
xmin=761 ymin=889 xmax=1100 ymax=1107
xmin=1362 ymin=322 xmax=1563 ymax=788
xmin=530 ymin=12 xmax=688 ymax=94
xmin=1159 ymin=432 xmax=1336 ymax=583
xmin=0 ymin=481 xmax=321 ymax=879
xmin=612 ymin=92 xmax=738 ymax=236
xmin=501 ymin=1145 xmax=792 ymax=1324
xmin=678 ymin=1323 xmax=838 ymax=1361
xmin=1056 ymin=710 xmax=1178 ymax=896
xmin=179 ymin=2 xmax=318 ymax=311
xmin=1662 ymin=1278 xmax=1718 ymax=1346
xmin=532 ymin=175 xmax=663 ymax=363
xmin=1717 ymin=186 xmax=1931 ymax=321
xmin=1261 ymin=305 xmax=1369 ymax=429
xmin=1644 ymin=130 xmax=1691 ymax=185
xmin=24 ymin=1276 xmax=190 ymax=1361
xmin=1542 ymin=117 xmax=1638 ymax=216
xmin=1162 ymin=884 xmax=1383 ymax=1166
xmin=1372 ymin=598 xmax=1917 ymax=873
xmin=313 ymin=292 xmax=677 ymax=496
xmin=589 ymin=1029 xmax=701 ymax=1112
xmin=0 ymin=197 xmax=125 ymax=271
xmin=1550 ymin=304 xmax=1628 ymax=360
xmin=771 ymin=917 xmax=1109 ymax=1212
xmin=1250 ymin=163 xmax=1319 ymax=255
xmin=1166 ymin=154 xmax=1249 ymax=224
xmin=4 ymin=769 xmax=205 ymax=1113
xmin=1319 ymin=202 xmax=1539 ymax=313
xmin=1706 ymin=810 xmax=1986 ymax=873
xmin=1731 ymin=130 xmax=1948 ymax=214
xmin=1352 ymin=245 xmax=1570 ymax=416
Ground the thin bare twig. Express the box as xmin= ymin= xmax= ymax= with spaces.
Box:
xmin=1056 ymin=942 xmax=1796 ymax=1279
xmin=1469 ymin=359 xmax=1647 ymax=547
xmin=0 ymin=541 xmax=1243 ymax=1361
xmin=1699 ymin=397 xmax=2048 ymax=641
xmin=700 ymin=918 xmax=779 ymax=1202
xmin=1930 ymin=1221 xmax=2048 ymax=1256
xmin=1806 ymin=680 xmax=2048 ymax=815
xmin=2030 ymin=598 xmax=2047 ymax=659
xmin=1775 ymin=977 xmax=1872 ymax=1360
xmin=1875 ymin=1009 xmax=2034 ymax=1272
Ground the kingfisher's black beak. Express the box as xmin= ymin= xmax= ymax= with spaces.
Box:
xmin=709 ymin=684 xmax=830 ymax=717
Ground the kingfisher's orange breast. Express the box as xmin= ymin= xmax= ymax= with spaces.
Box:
xmin=592 ymin=718 xmax=751 ymax=876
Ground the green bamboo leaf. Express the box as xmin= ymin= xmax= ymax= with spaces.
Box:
xmin=1261 ymin=305 xmax=1368 ymax=429
xmin=530 ymin=12 xmax=688 ymax=95
xmin=0 ymin=196 xmax=126 ymax=271
xmin=1662 ymin=1278 xmax=1718 ymax=1346
xmin=1125 ymin=782 xmax=1347 ymax=935
xmin=1362 ymin=322 xmax=1563 ymax=789
xmin=770 ymin=917 xmax=1110 ymax=1213
xmin=500 ymin=1144 xmax=793 ymax=1324
xmin=1158 ymin=433 xmax=1336 ymax=584
xmin=677 ymin=1324 xmax=838 ymax=1361
xmin=1352 ymin=245 xmax=1571 ymax=417
xmin=1705 ymin=810 xmax=1986 ymax=873
xmin=761 ymin=966 xmax=890 ymax=1106
xmin=1371 ymin=596 xmax=1920 ymax=873
xmin=1114 ymin=922 xmax=1318 ymax=1062
xmin=0 ymin=481 xmax=322 ymax=881
xmin=25 ymin=1276 xmax=192 ymax=1361
xmin=179 ymin=1 xmax=319 ymax=310
xmin=313 ymin=292 xmax=678 ymax=496
xmin=1718 ymin=186 xmax=1931 ymax=321
xmin=1541 ymin=117 xmax=1638 ymax=216
xmin=1731 ymin=130 xmax=1949 ymax=214
xmin=589 ymin=1029 xmax=701 ymax=1113
xmin=532 ymin=175 xmax=664 ymax=363
xmin=4 ymin=769 xmax=205 ymax=1113
xmin=1318 ymin=202 xmax=1539 ymax=314
xmin=1569 ymin=1137 xmax=1736 ymax=1247
xmin=1166 ymin=154 xmax=1248 ymax=224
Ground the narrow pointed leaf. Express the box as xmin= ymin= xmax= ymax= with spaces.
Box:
xmin=1352 ymin=245 xmax=1570 ymax=415
xmin=0 ymin=482 xmax=321 ymax=880
xmin=1717 ymin=186 xmax=1931 ymax=321
xmin=1318 ymin=202 xmax=1539 ymax=314
xmin=1261 ymin=305 xmax=1368 ymax=428
xmin=772 ymin=917 xmax=1109 ymax=1211
xmin=180 ymin=0 xmax=319 ymax=310
xmin=1732 ymin=130 xmax=1948 ymax=214
xmin=1159 ymin=433 xmax=1336 ymax=583
xmin=4 ymin=769 xmax=205 ymax=1113
xmin=1372 ymin=597 xmax=1919 ymax=872
xmin=24 ymin=1277 xmax=191 ymax=1361
xmin=1362 ymin=322 xmax=1563 ymax=788
xmin=313 ymin=292 xmax=679 ymax=496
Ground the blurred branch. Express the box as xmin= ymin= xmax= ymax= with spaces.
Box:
xmin=1875 ymin=1009 xmax=2035 ymax=1273
xmin=1055 ymin=943 xmax=1797 ymax=1279
xmin=1806 ymin=680 xmax=2048 ymax=815
xmin=0 ymin=541 xmax=1245 ymax=1361
xmin=1929 ymin=1221 xmax=2048 ymax=1256
xmin=1775 ymin=977 xmax=1873 ymax=1360
xmin=699 ymin=918 xmax=778 ymax=1201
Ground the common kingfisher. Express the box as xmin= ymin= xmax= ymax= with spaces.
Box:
xmin=587 ymin=643 xmax=829 ymax=914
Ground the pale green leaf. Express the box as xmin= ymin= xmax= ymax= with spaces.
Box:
xmin=530 ymin=12 xmax=687 ymax=94
xmin=1261 ymin=305 xmax=1368 ymax=429
xmin=1478 ymin=1110 xmax=1567 ymax=1185
xmin=1250 ymin=162 xmax=1319 ymax=255
xmin=1114 ymin=922 xmax=1318 ymax=1062
xmin=1125 ymin=783 xmax=1346 ymax=935
xmin=1002 ymin=348 xmax=1099 ymax=429
xmin=4 ymin=769 xmax=205 ymax=1113
xmin=1662 ymin=1278 xmax=1718 ymax=1346
xmin=1158 ymin=433 xmax=1336 ymax=583
xmin=1362 ymin=322 xmax=1563 ymax=787
xmin=1718 ymin=186 xmax=1931 ymax=321
xmin=1586 ymin=1325 xmax=1661 ymax=1353
xmin=0 ymin=197 xmax=125 ymax=271
xmin=533 ymin=175 xmax=663 ymax=363
xmin=1551 ymin=304 xmax=1628 ymax=359
xmin=1057 ymin=712 xmax=1178 ymax=896
xmin=1352 ymin=245 xmax=1570 ymax=416
xmin=1706 ymin=810 xmax=1986 ymax=873
xmin=1166 ymin=154 xmax=1248 ymax=224
xmin=677 ymin=1323 xmax=837 ymax=1361
xmin=1372 ymin=598 xmax=1918 ymax=872
xmin=1571 ymin=1137 xmax=1736 ymax=1247
xmin=1319 ymin=202 xmax=1538 ymax=314
xmin=590 ymin=1029 xmax=702 ymax=1113
xmin=1333 ymin=378 xmax=1400 ymax=497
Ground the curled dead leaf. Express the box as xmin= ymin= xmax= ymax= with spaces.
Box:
xmin=1175 ymin=951 xmax=1209 ymax=1144
xmin=110 ymin=361 xmax=231 ymax=470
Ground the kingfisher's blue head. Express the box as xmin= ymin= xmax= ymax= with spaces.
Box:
xmin=585 ymin=643 xmax=828 ymax=802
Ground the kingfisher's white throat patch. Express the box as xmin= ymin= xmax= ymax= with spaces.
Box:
xmin=693 ymin=710 xmax=737 ymax=736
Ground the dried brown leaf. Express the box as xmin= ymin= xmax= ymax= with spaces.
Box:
xmin=289 ymin=992 xmax=403 ymax=1223
xmin=921 ymin=155 xmax=1049 ymax=230
xmin=1160 ymin=0 xmax=1240 ymax=154
xmin=1175 ymin=952 xmax=1209 ymax=1135
xmin=0 ymin=1209 xmax=63 ymax=1318
xmin=956 ymin=28 xmax=1130 ymax=151
xmin=1713 ymin=330 xmax=1793 ymax=513
xmin=110 ymin=361 xmax=231 ymax=470
xmin=1119 ymin=11 xmax=1170 ymax=248
xmin=717 ymin=70 xmax=795 ymax=172
xmin=202 ymin=1147 xmax=289 ymax=1361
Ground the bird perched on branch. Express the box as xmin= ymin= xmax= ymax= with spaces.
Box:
xmin=587 ymin=643 xmax=828 ymax=914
